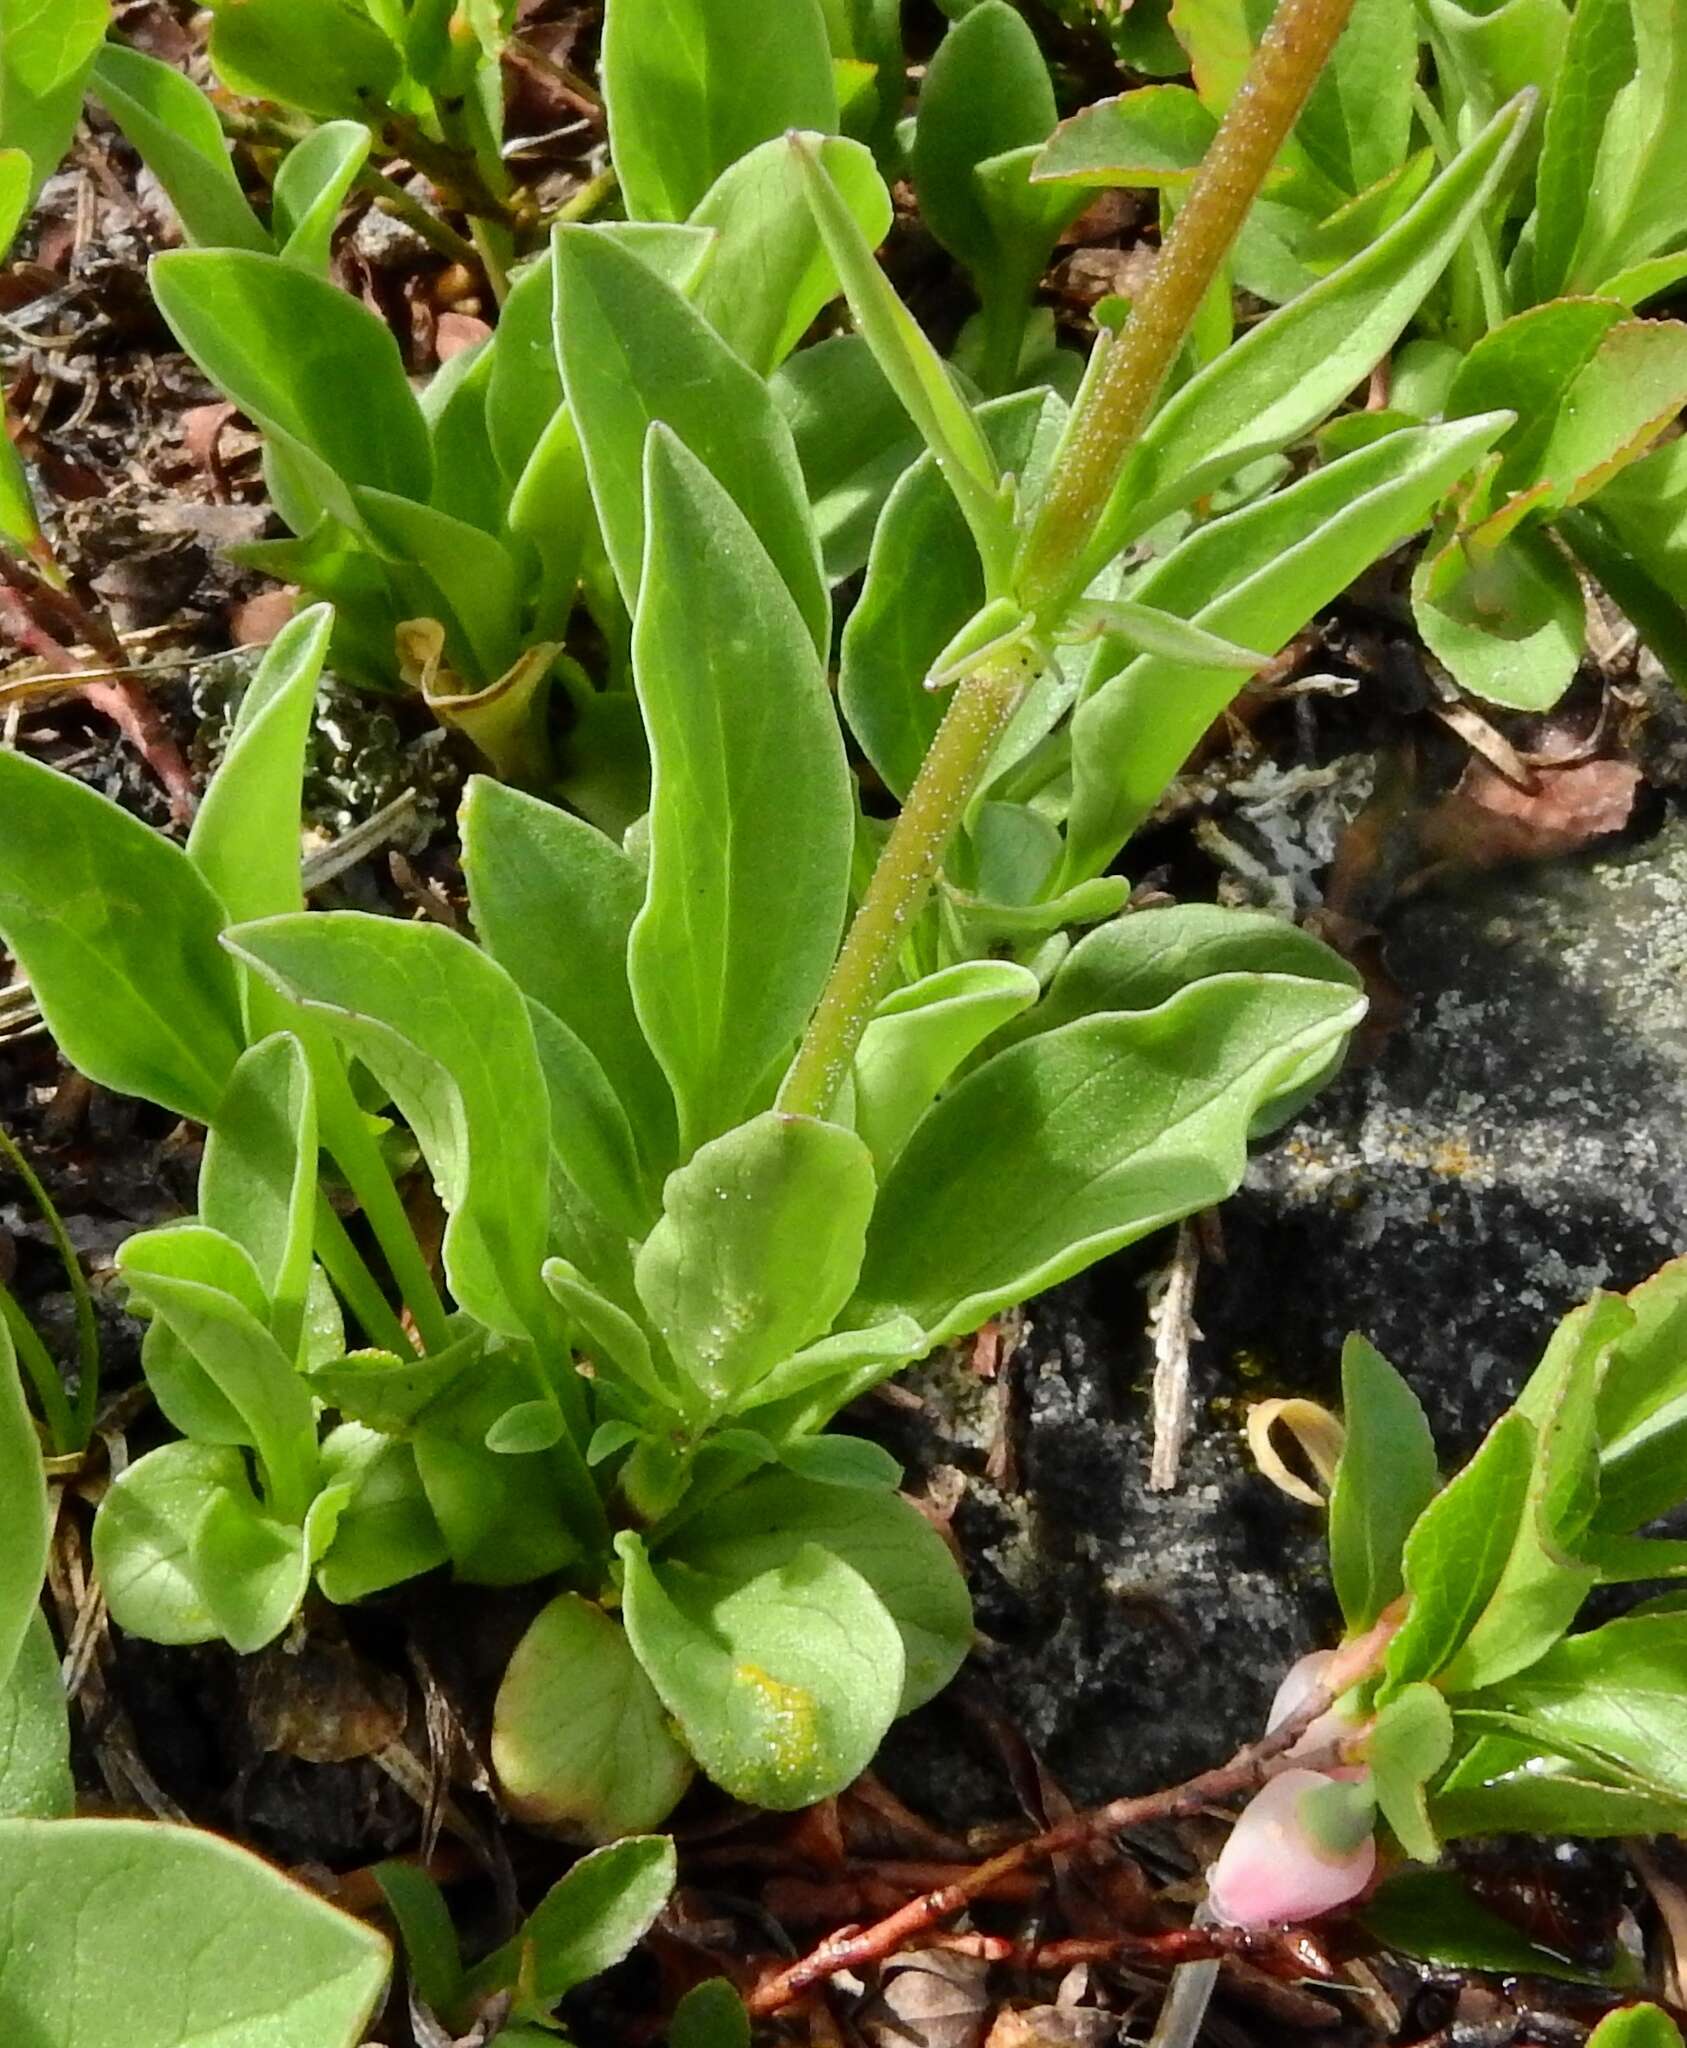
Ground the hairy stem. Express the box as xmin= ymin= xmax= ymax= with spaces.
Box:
xmin=777 ymin=644 xmax=1033 ymax=1119
xmin=780 ymin=0 xmax=1356 ymax=1121
xmin=1014 ymin=0 xmax=1362 ymax=614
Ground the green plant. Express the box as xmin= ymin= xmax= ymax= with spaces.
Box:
xmin=1033 ymin=0 xmax=1687 ymax=710
xmin=0 ymin=0 xmax=1418 ymax=1831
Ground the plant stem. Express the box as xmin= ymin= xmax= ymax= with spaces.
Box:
xmin=780 ymin=0 xmax=1358 ymax=1120
xmin=0 ymin=1119 xmax=98 ymax=1447
xmin=746 ymin=1609 xmax=1397 ymax=2016
xmin=0 ymin=1282 xmax=76 ymax=1455
xmin=360 ymin=164 xmax=482 ymax=271
xmin=777 ymin=643 xmax=1034 ymax=1118
xmin=313 ymin=1194 xmax=415 ymax=1358
xmin=543 ymin=164 xmax=619 ymax=229
xmin=1014 ymin=0 xmax=1363 ymax=616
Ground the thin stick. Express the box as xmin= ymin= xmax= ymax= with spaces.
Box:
xmin=746 ymin=1612 xmax=1397 ymax=2016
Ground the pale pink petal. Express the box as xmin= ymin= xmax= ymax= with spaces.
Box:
xmin=1207 ymin=1769 xmax=1378 ymax=1929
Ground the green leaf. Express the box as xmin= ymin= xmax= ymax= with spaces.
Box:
xmin=1367 ymin=1682 xmax=1454 ymax=1862
xmin=315 ymin=1424 xmax=449 ymax=1603
xmin=117 ymin=1225 xmax=320 ymax=1522
xmin=201 ymin=1031 xmax=317 ymax=1355
xmin=670 ymin=1979 xmax=752 ymax=2048
xmin=1531 ymin=0 xmax=1636 ymax=298
xmin=1443 ymin=299 xmax=1627 ymax=499
xmin=89 ymin=43 xmax=271 ymax=252
xmin=600 ymin=0 xmax=836 ymax=221
xmin=208 ymin=0 xmax=402 ymax=120
xmin=273 ymin=120 xmax=371 ymax=272
xmin=553 ymin=224 xmax=828 ymax=653
xmin=1328 ymin=1335 xmax=1438 ymax=1632
xmin=1382 ymin=1412 xmax=1535 ymax=1697
xmin=617 ymin=1530 xmax=904 ymax=1810
xmin=1064 ymin=598 xmax=1269 ymax=672
xmin=0 ymin=1319 xmax=48 ymax=1691
xmin=1435 ymin=1729 xmax=1687 ymax=1837
xmin=134 ymin=1225 xmax=269 ymax=1448
xmin=852 ymin=973 xmax=1365 ymax=1346
xmin=1438 ymin=1295 xmax=1629 ymax=1693
xmin=791 ymin=133 xmax=1009 ymax=584
xmin=492 ymin=1594 xmax=695 ymax=1840
xmin=353 ymin=487 xmax=523 ymax=682
xmin=461 ymin=776 xmax=676 ymax=1180
xmin=1595 ymin=1257 xmax=1687 ymax=1532
xmin=1297 ymin=0 xmax=1415 ymax=195
xmin=0 ymin=1611 xmax=71 ymax=1819
xmin=0 ymin=752 xmax=243 ymax=1121
xmin=635 ymin=1112 xmax=876 ymax=1407
xmin=778 ymin=1434 xmax=902 ymax=1489
xmin=0 ymin=1817 xmax=390 ymax=2044
xmin=1075 ymin=92 xmax=1533 ymax=574
xmin=93 ymin=1440 xmax=268 ymax=1644
xmin=1533 ymin=319 xmax=1687 ymax=507
xmin=1031 ymin=85 xmax=1215 ymax=189
xmin=841 ymin=387 xmax=1057 ymax=798
xmin=527 ymin=998 xmax=652 ymax=1242
xmin=735 ymin=1312 xmax=927 ymax=1417
xmin=0 ymin=0 xmax=106 ymax=203
xmin=227 ymin=913 xmax=554 ymax=1347
xmin=1362 ymin=1868 xmax=1624 ymax=1983
xmin=1587 ymin=2008 xmax=1685 ymax=2048
xmin=190 ymin=1480 xmax=312 ymax=1653
xmin=1064 ymin=414 xmax=1511 ymax=878
xmin=689 ymin=134 xmax=892 ymax=376
xmin=911 ymin=0 xmax=1055 ymax=282
xmin=544 ymin=1259 xmax=680 ymax=1416
xmin=628 ymin=430 xmax=853 ymax=1153
xmin=1412 ymin=524 xmax=1585 ymax=714
xmin=1555 ymin=0 xmax=1687 ymax=290
xmin=303 ymin=1342 xmax=474 ymax=1432
xmin=665 ymin=1469 xmax=970 ymax=1713
xmin=187 ymin=602 xmax=331 ymax=936
xmin=151 ymin=249 xmax=432 ymax=533
xmin=465 ymin=1835 xmax=677 ymax=2015
xmin=1423 ymin=0 xmax=1569 ymax=122
xmin=1464 ymin=1612 xmax=1687 ymax=1805
xmin=852 ymin=961 xmax=1040 ymax=1172
xmin=772 ymin=335 xmax=921 ymax=583
xmin=372 ymin=1862 xmax=462 ymax=2019
xmin=1568 ymin=430 xmax=1687 ymax=687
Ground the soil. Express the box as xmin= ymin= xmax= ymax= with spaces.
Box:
xmin=5 ymin=5 xmax=1687 ymax=2046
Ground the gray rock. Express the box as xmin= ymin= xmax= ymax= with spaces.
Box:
xmin=887 ymin=811 xmax=1687 ymax=1815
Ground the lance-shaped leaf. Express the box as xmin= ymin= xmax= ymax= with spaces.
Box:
xmin=151 ymin=249 xmax=432 ymax=533
xmin=200 ymin=1032 xmax=318 ymax=1358
xmin=1329 ymin=1335 xmax=1439 ymax=1632
xmin=1031 ymin=85 xmax=1216 ymax=188
xmin=0 ymin=1611 xmax=71 ymax=1819
xmin=353 ymin=488 xmax=524 ymax=683
xmin=553 ymin=224 xmax=828 ymax=652
xmin=617 ymin=1530 xmax=904 ymax=1810
xmin=772 ymin=334 xmax=922 ymax=583
xmin=0 ymin=1320 xmax=48 ymax=1692
xmin=1594 ymin=1257 xmax=1687 ymax=1534
xmin=1071 ymin=92 xmax=1532 ymax=574
xmin=1531 ymin=0 xmax=1638 ymax=298
xmin=852 ymin=973 xmax=1365 ymax=1345
xmin=628 ymin=431 xmax=853 ymax=1153
xmin=1367 ymin=1682 xmax=1455 ymax=1864
xmin=227 ymin=912 xmax=553 ymax=1347
xmin=851 ymin=961 xmax=1040 ymax=1172
xmin=207 ymin=0 xmax=402 ymax=119
xmin=689 ymin=134 xmax=892 ymax=376
xmin=0 ymin=1817 xmax=390 ymax=2045
xmin=0 ymin=0 xmax=107 ymax=202
xmin=273 ymin=120 xmax=371 ymax=273
xmin=461 ymin=776 xmax=676 ymax=1179
xmin=89 ymin=43 xmax=271 ymax=252
xmin=1064 ymin=413 xmax=1510 ymax=880
xmin=635 ymin=1112 xmax=876 ymax=1407
xmin=600 ymin=0 xmax=837 ymax=221
xmin=0 ymin=752 xmax=243 ymax=1121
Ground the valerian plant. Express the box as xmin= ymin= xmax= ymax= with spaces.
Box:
xmin=1034 ymin=0 xmax=1687 ymax=711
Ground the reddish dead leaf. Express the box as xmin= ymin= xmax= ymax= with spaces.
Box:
xmin=985 ymin=2006 xmax=1117 ymax=2048
xmin=437 ymin=311 xmax=494 ymax=360
xmin=229 ymin=587 xmax=299 ymax=647
xmin=1417 ymin=753 xmax=1640 ymax=869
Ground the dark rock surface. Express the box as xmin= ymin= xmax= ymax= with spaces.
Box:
xmin=889 ymin=807 xmax=1687 ymax=1816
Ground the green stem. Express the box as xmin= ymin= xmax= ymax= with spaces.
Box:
xmin=360 ymin=164 xmax=482 ymax=272
xmin=0 ymin=1282 xmax=76 ymax=1455
xmin=544 ymin=165 xmax=619 ymax=229
xmin=779 ymin=0 xmax=1359 ymax=1121
xmin=778 ymin=643 xmax=1035 ymax=1119
xmin=975 ymin=284 xmax=1030 ymax=399
xmin=0 ymin=1120 xmax=97 ymax=1448
xmin=313 ymin=1194 xmax=415 ymax=1359
xmin=1014 ymin=0 xmax=1364 ymax=616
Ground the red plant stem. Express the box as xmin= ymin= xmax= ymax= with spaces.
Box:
xmin=746 ymin=1609 xmax=1399 ymax=2018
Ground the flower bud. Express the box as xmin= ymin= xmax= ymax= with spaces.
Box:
xmin=1207 ymin=1768 xmax=1378 ymax=1929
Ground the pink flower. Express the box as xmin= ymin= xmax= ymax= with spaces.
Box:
xmin=1207 ymin=1768 xmax=1378 ymax=1929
